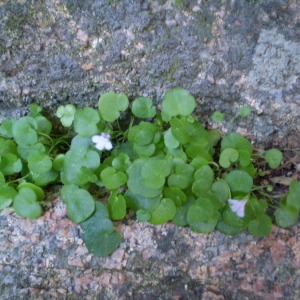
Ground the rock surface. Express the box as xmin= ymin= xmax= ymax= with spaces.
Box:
xmin=1 ymin=197 xmax=300 ymax=299
xmin=0 ymin=0 xmax=299 ymax=146
xmin=0 ymin=1 xmax=300 ymax=299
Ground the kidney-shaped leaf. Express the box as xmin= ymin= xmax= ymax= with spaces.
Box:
xmin=13 ymin=187 xmax=42 ymax=219
xmin=132 ymin=97 xmax=156 ymax=118
xmin=98 ymin=92 xmax=129 ymax=122
xmin=162 ymin=88 xmax=196 ymax=121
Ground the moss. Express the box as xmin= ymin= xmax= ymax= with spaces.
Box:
xmin=166 ymin=58 xmax=179 ymax=82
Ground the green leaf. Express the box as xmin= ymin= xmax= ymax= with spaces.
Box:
xmin=248 ymin=214 xmax=272 ymax=236
xmin=18 ymin=182 xmax=45 ymax=201
xmin=136 ymin=209 xmax=151 ymax=222
xmin=246 ymin=197 xmax=267 ymax=216
xmin=61 ymin=185 xmax=95 ymax=223
xmin=74 ymin=108 xmax=100 ymax=137
xmin=192 ymin=165 xmax=214 ymax=196
xmin=17 ymin=143 xmax=46 ymax=160
xmin=221 ymin=132 xmax=252 ymax=154
xmin=61 ymin=148 xmax=100 ymax=186
xmin=108 ymin=191 xmax=126 ymax=220
xmin=28 ymin=153 xmax=52 ymax=174
xmin=264 ymin=148 xmax=283 ymax=169
xmin=211 ymin=180 xmax=231 ymax=206
xmin=219 ymin=148 xmax=239 ymax=168
xmin=169 ymin=118 xmax=191 ymax=145
xmin=172 ymin=201 xmax=192 ymax=226
xmin=13 ymin=187 xmax=42 ymax=219
xmin=238 ymin=149 xmax=251 ymax=167
xmin=80 ymin=201 xmax=111 ymax=231
xmin=238 ymin=106 xmax=251 ymax=118
xmin=29 ymin=103 xmax=42 ymax=117
xmin=131 ymin=97 xmax=156 ymax=118
xmin=35 ymin=115 xmax=52 ymax=135
xmin=56 ymin=104 xmax=76 ymax=127
xmin=149 ymin=198 xmax=177 ymax=225
xmin=52 ymin=154 xmax=65 ymax=171
xmin=211 ymin=111 xmax=225 ymax=123
xmin=275 ymin=205 xmax=299 ymax=228
xmin=0 ymin=185 xmax=17 ymax=210
xmin=224 ymin=170 xmax=253 ymax=195
xmin=168 ymin=159 xmax=194 ymax=189
xmin=187 ymin=198 xmax=220 ymax=233
xmin=84 ymin=230 xmax=122 ymax=257
xmin=80 ymin=201 xmax=122 ymax=257
xmin=164 ymin=128 xmax=180 ymax=149
xmin=161 ymin=88 xmax=196 ymax=121
xmin=286 ymin=180 xmax=300 ymax=211
xmin=0 ymin=153 xmax=22 ymax=175
xmin=126 ymin=160 xmax=162 ymax=198
xmin=0 ymin=119 xmax=15 ymax=138
xmin=112 ymin=153 xmax=131 ymax=171
xmin=100 ymin=167 xmax=128 ymax=190
xmin=12 ymin=117 xmax=37 ymax=146
xmin=163 ymin=187 xmax=186 ymax=206
xmin=222 ymin=208 xmax=249 ymax=228
xmin=128 ymin=122 xmax=156 ymax=146
xmin=124 ymin=190 xmax=160 ymax=212
xmin=216 ymin=220 xmax=245 ymax=235
xmin=31 ymin=169 xmax=58 ymax=186
xmin=98 ymin=92 xmax=129 ymax=122
xmin=134 ymin=143 xmax=156 ymax=157
xmin=141 ymin=159 xmax=170 ymax=189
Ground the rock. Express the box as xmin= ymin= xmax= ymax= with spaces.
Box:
xmin=0 ymin=0 xmax=299 ymax=146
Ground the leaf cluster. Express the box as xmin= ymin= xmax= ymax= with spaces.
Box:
xmin=0 ymin=89 xmax=298 ymax=257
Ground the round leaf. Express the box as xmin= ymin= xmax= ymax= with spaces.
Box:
xmin=127 ymin=160 xmax=163 ymax=198
xmin=238 ymin=106 xmax=251 ymax=118
xmin=128 ymin=122 xmax=156 ymax=146
xmin=74 ymin=108 xmax=100 ymax=137
xmin=28 ymin=153 xmax=52 ymax=174
xmin=18 ymin=182 xmax=45 ymax=201
xmin=162 ymin=88 xmax=196 ymax=120
xmin=0 ymin=185 xmax=17 ymax=210
xmin=264 ymin=148 xmax=283 ymax=169
xmin=98 ymin=92 xmax=129 ymax=122
xmin=149 ymin=198 xmax=176 ymax=225
xmin=132 ymin=97 xmax=156 ymax=118
xmin=164 ymin=128 xmax=180 ymax=149
xmin=141 ymin=159 xmax=170 ymax=189
xmin=275 ymin=205 xmax=299 ymax=228
xmin=56 ymin=104 xmax=76 ymax=127
xmin=187 ymin=200 xmax=220 ymax=233
xmin=101 ymin=167 xmax=128 ymax=190
xmin=12 ymin=117 xmax=37 ymax=146
xmin=219 ymin=148 xmax=239 ymax=168
xmin=64 ymin=188 xmax=95 ymax=223
xmin=124 ymin=190 xmax=160 ymax=212
xmin=224 ymin=170 xmax=253 ymax=195
xmin=221 ymin=132 xmax=252 ymax=154
xmin=83 ymin=230 xmax=122 ymax=257
xmin=13 ymin=188 xmax=42 ymax=219
xmin=108 ymin=192 xmax=126 ymax=220
xmin=248 ymin=214 xmax=272 ymax=236
xmin=211 ymin=111 xmax=225 ymax=123
xmin=163 ymin=187 xmax=186 ymax=206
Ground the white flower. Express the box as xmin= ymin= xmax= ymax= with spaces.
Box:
xmin=92 ymin=133 xmax=113 ymax=151
xmin=228 ymin=198 xmax=247 ymax=218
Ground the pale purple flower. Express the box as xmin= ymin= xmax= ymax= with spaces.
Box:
xmin=228 ymin=199 xmax=247 ymax=218
xmin=92 ymin=133 xmax=113 ymax=151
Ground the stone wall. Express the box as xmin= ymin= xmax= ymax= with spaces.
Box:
xmin=0 ymin=0 xmax=299 ymax=146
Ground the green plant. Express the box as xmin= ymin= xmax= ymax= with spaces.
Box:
xmin=0 ymin=88 xmax=299 ymax=256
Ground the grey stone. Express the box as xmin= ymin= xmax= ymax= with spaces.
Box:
xmin=0 ymin=0 xmax=299 ymax=147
